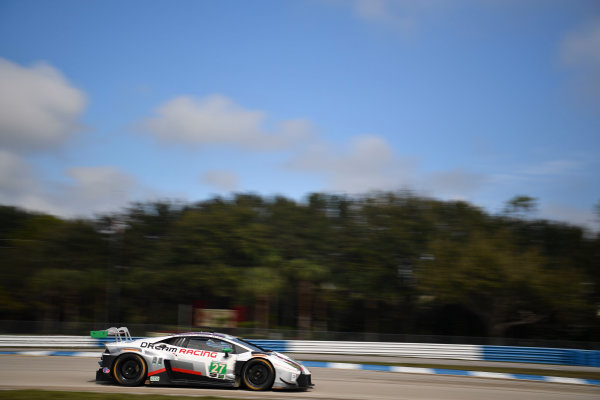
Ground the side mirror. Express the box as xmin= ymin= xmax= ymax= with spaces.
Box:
xmin=223 ymin=347 xmax=233 ymax=357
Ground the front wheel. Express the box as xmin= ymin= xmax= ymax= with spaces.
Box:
xmin=242 ymin=358 xmax=275 ymax=391
xmin=112 ymin=353 xmax=147 ymax=386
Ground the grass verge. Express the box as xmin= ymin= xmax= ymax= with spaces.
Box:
xmin=0 ymin=390 xmax=243 ymax=400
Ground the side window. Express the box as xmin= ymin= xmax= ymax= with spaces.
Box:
xmin=155 ymin=337 xmax=186 ymax=347
xmin=232 ymin=344 xmax=246 ymax=354
xmin=169 ymin=337 xmax=187 ymax=347
xmin=187 ymin=338 xmax=210 ymax=350
xmin=217 ymin=340 xmax=246 ymax=354
xmin=186 ymin=337 xmax=241 ymax=354
xmin=205 ymin=338 xmax=232 ymax=352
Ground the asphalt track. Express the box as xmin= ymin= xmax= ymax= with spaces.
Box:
xmin=0 ymin=355 xmax=598 ymax=400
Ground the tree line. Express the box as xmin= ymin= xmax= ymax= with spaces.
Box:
xmin=1 ymin=192 xmax=598 ymax=341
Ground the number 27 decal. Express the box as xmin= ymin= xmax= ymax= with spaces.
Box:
xmin=210 ymin=362 xmax=227 ymax=375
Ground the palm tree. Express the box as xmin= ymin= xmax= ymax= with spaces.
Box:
xmin=286 ymin=259 xmax=328 ymax=333
xmin=240 ymin=256 xmax=283 ymax=330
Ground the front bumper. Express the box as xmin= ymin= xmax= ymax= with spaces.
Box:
xmin=297 ymin=373 xmax=313 ymax=388
xmin=278 ymin=372 xmax=313 ymax=389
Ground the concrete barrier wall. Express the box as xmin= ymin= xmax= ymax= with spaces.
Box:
xmin=481 ymin=345 xmax=600 ymax=367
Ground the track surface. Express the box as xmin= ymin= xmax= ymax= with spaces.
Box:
xmin=0 ymin=355 xmax=598 ymax=400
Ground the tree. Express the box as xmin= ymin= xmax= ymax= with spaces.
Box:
xmin=286 ymin=259 xmax=328 ymax=332
xmin=504 ymin=195 xmax=538 ymax=218
xmin=28 ymin=268 xmax=88 ymax=324
xmin=328 ymin=193 xmax=439 ymax=333
xmin=240 ymin=256 xmax=284 ymax=330
xmin=417 ymin=229 xmax=587 ymax=337
xmin=595 ymin=200 xmax=600 ymax=231
xmin=1 ymin=192 xmax=598 ymax=340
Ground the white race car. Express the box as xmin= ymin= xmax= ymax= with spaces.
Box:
xmin=93 ymin=327 xmax=313 ymax=391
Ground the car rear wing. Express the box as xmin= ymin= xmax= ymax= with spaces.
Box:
xmin=90 ymin=326 xmax=132 ymax=342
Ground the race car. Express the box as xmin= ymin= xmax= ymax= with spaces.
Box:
xmin=92 ymin=327 xmax=313 ymax=391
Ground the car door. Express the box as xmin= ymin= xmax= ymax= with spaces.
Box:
xmin=171 ymin=337 xmax=236 ymax=382
xmin=201 ymin=338 xmax=238 ymax=381
xmin=165 ymin=337 xmax=207 ymax=381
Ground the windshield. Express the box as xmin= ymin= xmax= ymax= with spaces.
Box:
xmin=229 ymin=337 xmax=267 ymax=352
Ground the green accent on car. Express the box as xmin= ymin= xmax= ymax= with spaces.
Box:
xmin=90 ymin=330 xmax=108 ymax=338
xmin=210 ymin=361 xmax=227 ymax=375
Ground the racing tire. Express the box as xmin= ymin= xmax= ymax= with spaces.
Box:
xmin=242 ymin=358 xmax=275 ymax=391
xmin=112 ymin=353 xmax=147 ymax=386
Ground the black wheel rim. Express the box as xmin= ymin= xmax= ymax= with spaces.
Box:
xmin=121 ymin=359 xmax=141 ymax=380
xmin=247 ymin=363 xmax=269 ymax=386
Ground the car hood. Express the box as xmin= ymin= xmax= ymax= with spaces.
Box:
xmin=270 ymin=351 xmax=311 ymax=374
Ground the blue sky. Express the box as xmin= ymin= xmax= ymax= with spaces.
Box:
xmin=0 ymin=0 xmax=599 ymax=229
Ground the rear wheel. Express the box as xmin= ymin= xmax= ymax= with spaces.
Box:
xmin=112 ymin=354 xmax=147 ymax=386
xmin=242 ymin=358 xmax=274 ymax=391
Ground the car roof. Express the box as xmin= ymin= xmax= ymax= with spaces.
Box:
xmin=170 ymin=331 xmax=237 ymax=340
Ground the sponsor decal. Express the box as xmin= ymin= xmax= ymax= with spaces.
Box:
xmin=140 ymin=342 xmax=218 ymax=358
xmin=140 ymin=342 xmax=178 ymax=352
xmin=150 ymin=376 xmax=160 ymax=382
xmin=209 ymin=361 xmax=227 ymax=378
xmin=178 ymin=348 xmax=218 ymax=358
xmin=102 ymin=367 xmax=110 ymax=374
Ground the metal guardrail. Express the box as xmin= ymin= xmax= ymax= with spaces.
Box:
xmin=0 ymin=335 xmax=143 ymax=348
xmin=0 ymin=335 xmax=598 ymax=367
xmin=285 ymin=341 xmax=482 ymax=360
xmin=0 ymin=336 xmax=99 ymax=348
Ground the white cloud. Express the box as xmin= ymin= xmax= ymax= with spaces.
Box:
xmin=0 ymin=156 xmax=150 ymax=217
xmin=352 ymin=0 xmax=414 ymax=32
xmin=560 ymin=21 xmax=600 ymax=68
xmin=141 ymin=94 xmax=314 ymax=150
xmin=0 ymin=58 xmax=87 ymax=152
xmin=323 ymin=0 xmax=446 ymax=35
xmin=64 ymin=166 xmax=138 ymax=210
xmin=277 ymin=118 xmax=316 ymax=145
xmin=0 ymin=59 xmax=146 ymax=217
xmin=287 ymin=134 xmax=415 ymax=193
xmin=422 ymin=169 xmax=487 ymax=200
xmin=541 ymin=203 xmax=598 ymax=233
xmin=488 ymin=159 xmax=583 ymax=186
xmin=201 ymin=170 xmax=240 ymax=192
xmin=0 ymin=150 xmax=36 ymax=196
xmin=287 ymin=134 xmax=488 ymax=198
xmin=559 ymin=20 xmax=600 ymax=111
xmin=521 ymin=159 xmax=580 ymax=176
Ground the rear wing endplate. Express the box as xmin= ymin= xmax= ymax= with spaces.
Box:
xmin=90 ymin=326 xmax=132 ymax=342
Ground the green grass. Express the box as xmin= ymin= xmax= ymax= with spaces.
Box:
xmin=305 ymin=360 xmax=600 ymax=380
xmin=0 ymin=391 xmax=244 ymax=400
